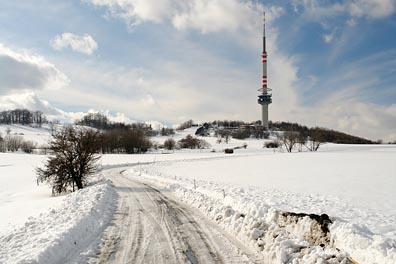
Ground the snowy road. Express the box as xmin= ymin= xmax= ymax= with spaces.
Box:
xmin=89 ymin=167 xmax=260 ymax=264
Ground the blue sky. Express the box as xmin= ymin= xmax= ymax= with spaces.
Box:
xmin=0 ymin=0 xmax=395 ymax=141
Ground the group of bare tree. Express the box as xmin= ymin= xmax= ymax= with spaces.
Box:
xmin=99 ymin=129 xmax=152 ymax=154
xmin=0 ymin=129 xmax=37 ymax=153
xmin=76 ymin=112 xmax=109 ymax=129
xmin=162 ymin=135 xmax=210 ymax=150
xmin=0 ymin=109 xmax=45 ymax=126
xmin=160 ymin=127 xmax=175 ymax=136
xmin=279 ymin=129 xmax=325 ymax=152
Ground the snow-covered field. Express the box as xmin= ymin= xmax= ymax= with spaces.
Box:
xmin=1 ymin=126 xmax=395 ymax=263
xmin=120 ymin=142 xmax=396 ymax=263
xmin=0 ymin=124 xmax=52 ymax=146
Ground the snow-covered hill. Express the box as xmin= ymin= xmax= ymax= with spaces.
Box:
xmin=0 ymin=124 xmax=52 ymax=146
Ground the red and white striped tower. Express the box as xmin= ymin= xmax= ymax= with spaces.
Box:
xmin=257 ymin=12 xmax=272 ymax=129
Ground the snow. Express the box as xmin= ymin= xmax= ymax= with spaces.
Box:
xmin=0 ymin=149 xmax=116 ymax=263
xmin=0 ymin=178 xmax=116 ymax=264
xmin=148 ymin=145 xmax=396 ymax=219
xmin=1 ymin=125 xmax=395 ymax=263
xmin=0 ymin=124 xmax=52 ymax=146
xmin=117 ymin=141 xmax=396 ymax=263
xmin=0 ymin=153 xmax=63 ymax=231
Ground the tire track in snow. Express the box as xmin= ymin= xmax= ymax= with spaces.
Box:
xmin=89 ymin=167 xmax=261 ymax=264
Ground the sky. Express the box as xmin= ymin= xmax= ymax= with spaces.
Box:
xmin=0 ymin=0 xmax=395 ymax=141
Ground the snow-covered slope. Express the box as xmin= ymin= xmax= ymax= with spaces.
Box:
xmin=0 ymin=124 xmax=52 ymax=146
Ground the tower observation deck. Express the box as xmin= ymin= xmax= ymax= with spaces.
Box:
xmin=257 ymin=12 xmax=272 ymax=129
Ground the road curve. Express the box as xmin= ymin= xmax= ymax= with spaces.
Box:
xmin=88 ymin=167 xmax=261 ymax=264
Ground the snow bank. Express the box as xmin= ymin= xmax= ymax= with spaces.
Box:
xmin=0 ymin=179 xmax=117 ymax=264
xmin=127 ymin=164 xmax=396 ymax=264
xmin=331 ymin=221 xmax=396 ymax=264
xmin=0 ymin=153 xmax=64 ymax=230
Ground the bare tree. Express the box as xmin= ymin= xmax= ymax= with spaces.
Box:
xmin=36 ymin=126 xmax=101 ymax=194
xmin=305 ymin=128 xmax=325 ymax=151
xmin=297 ymin=132 xmax=308 ymax=152
xmin=280 ymin=131 xmax=299 ymax=153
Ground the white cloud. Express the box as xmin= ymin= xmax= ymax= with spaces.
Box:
xmin=348 ymin=0 xmax=396 ymax=19
xmin=294 ymin=89 xmax=396 ymax=142
xmin=86 ymin=109 xmax=137 ymax=124
xmin=0 ymin=92 xmax=70 ymax=120
xmin=0 ymin=92 xmax=99 ymax=124
xmin=281 ymin=49 xmax=396 ymax=142
xmin=297 ymin=0 xmax=396 ymax=20
xmin=69 ymin=0 xmax=396 ymax=141
xmin=85 ymin=0 xmax=283 ymax=35
xmin=50 ymin=33 xmax=98 ymax=55
xmin=145 ymin=121 xmax=165 ymax=130
xmin=0 ymin=43 xmax=69 ymax=93
xmin=172 ymin=0 xmax=257 ymax=33
xmin=140 ymin=94 xmax=156 ymax=107
xmin=323 ymin=33 xmax=334 ymax=43
xmin=86 ymin=0 xmax=179 ymax=29
xmin=346 ymin=18 xmax=357 ymax=26
xmin=0 ymin=92 xmax=140 ymax=124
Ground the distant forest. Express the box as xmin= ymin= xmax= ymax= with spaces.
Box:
xmin=204 ymin=120 xmax=375 ymax=144
xmin=0 ymin=109 xmax=45 ymax=126
xmin=0 ymin=109 xmax=377 ymax=144
xmin=268 ymin=121 xmax=374 ymax=144
xmin=75 ymin=113 xmax=175 ymax=136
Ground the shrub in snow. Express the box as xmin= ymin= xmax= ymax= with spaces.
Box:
xmin=21 ymin=140 xmax=37 ymax=153
xmin=231 ymin=129 xmax=250 ymax=140
xmin=163 ymin=138 xmax=176 ymax=150
xmin=177 ymin=134 xmax=210 ymax=149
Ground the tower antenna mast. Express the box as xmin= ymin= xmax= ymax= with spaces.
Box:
xmin=257 ymin=12 xmax=272 ymax=130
